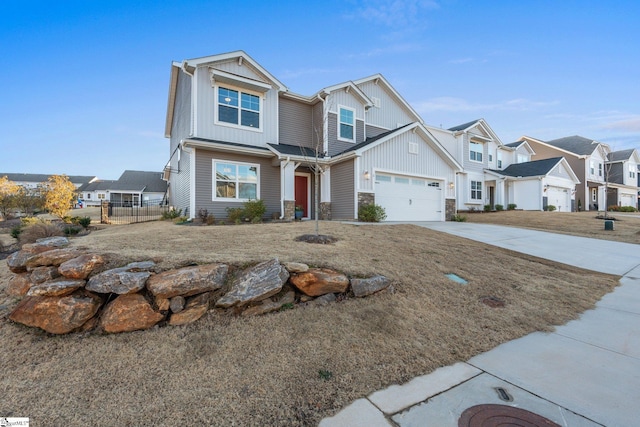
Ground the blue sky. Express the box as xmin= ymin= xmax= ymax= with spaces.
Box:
xmin=1 ymin=0 xmax=638 ymax=179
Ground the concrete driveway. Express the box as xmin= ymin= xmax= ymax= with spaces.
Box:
xmin=321 ymin=222 xmax=640 ymax=427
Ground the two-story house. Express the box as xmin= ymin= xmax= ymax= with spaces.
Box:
xmin=525 ymin=135 xmax=612 ymax=211
xmin=605 ymin=148 xmax=640 ymax=209
xmin=427 ymin=120 xmax=579 ymax=212
xmin=164 ymin=51 xmax=461 ymax=221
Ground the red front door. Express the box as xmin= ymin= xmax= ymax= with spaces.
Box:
xmin=295 ymin=175 xmax=308 ymax=217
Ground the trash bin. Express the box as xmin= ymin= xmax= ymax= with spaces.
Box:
xmin=604 ymin=220 xmax=614 ymax=231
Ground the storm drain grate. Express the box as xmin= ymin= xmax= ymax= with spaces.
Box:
xmin=445 ymin=273 xmax=468 ymax=285
xmin=459 ymin=404 xmax=561 ymax=427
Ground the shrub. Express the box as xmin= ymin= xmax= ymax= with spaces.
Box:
xmin=62 ymin=224 xmax=82 ymax=236
xmin=483 ymin=204 xmax=492 ymax=212
xmin=495 ymin=204 xmax=504 ymax=211
xmin=161 ymin=207 xmax=182 ymax=220
xmin=18 ymin=221 xmax=63 ymax=245
xmin=507 ymin=203 xmax=517 ymax=211
xmin=197 ymin=208 xmax=209 ymax=222
xmin=10 ymin=224 xmax=22 ymax=239
xmin=451 ymin=214 xmax=467 ymax=222
xmin=545 ymin=205 xmax=557 ymax=211
xmin=206 ymin=214 xmax=216 ymax=225
xmin=226 ymin=207 xmax=244 ymax=223
xmin=358 ymin=204 xmax=387 ymax=222
xmin=608 ymin=205 xmax=637 ymax=212
xmin=243 ymin=199 xmax=266 ymax=222
xmin=77 ymin=216 xmax=92 ymax=228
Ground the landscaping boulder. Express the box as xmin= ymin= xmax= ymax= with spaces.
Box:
xmin=283 ymin=262 xmax=309 ymax=273
xmin=24 ymin=248 xmax=83 ymax=270
xmin=242 ymin=290 xmax=295 ymax=316
xmin=169 ymin=296 xmax=186 ymax=313
xmin=9 ymin=291 xmax=103 ymax=334
xmin=216 ymin=259 xmax=289 ymax=308
xmin=289 ymin=268 xmax=349 ymax=297
xmin=306 ymin=293 xmax=337 ymax=307
xmin=168 ymin=293 xmax=210 ymax=326
xmin=27 ymin=279 xmax=86 ymax=297
xmin=7 ymin=251 xmax=35 ymax=274
xmin=59 ymin=254 xmax=105 ymax=280
xmin=100 ymin=293 xmax=165 ymax=333
xmin=350 ymin=275 xmax=391 ymax=297
xmin=30 ymin=266 xmax=61 ymax=284
xmin=7 ymin=273 xmax=33 ymax=296
xmin=146 ymin=264 xmax=228 ymax=299
xmin=86 ymin=261 xmax=156 ymax=294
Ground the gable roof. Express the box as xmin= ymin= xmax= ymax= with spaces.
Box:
xmin=607 ymin=148 xmax=637 ymax=162
xmin=113 ymin=170 xmax=167 ymax=193
xmin=504 ymin=141 xmax=523 ymax=148
xmin=545 ymin=135 xmax=602 ymax=156
xmin=79 ymin=180 xmax=116 ymax=192
xmin=492 ymin=157 xmax=565 ymax=178
xmin=448 ymin=119 xmax=481 ymax=132
xmin=267 ymin=143 xmax=324 ymax=159
xmin=353 ymin=74 xmax=424 ymax=124
xmin=339 ymin=124 xmax=413 ymax=154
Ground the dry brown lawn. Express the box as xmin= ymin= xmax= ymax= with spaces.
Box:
xmin=0 ymin=220 xmax=620 ymax=426
xmin=464 ymin=210 xmax=640 ymax=244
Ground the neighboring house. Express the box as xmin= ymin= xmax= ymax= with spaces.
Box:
xmin=605 ymin=148 xmax=640 ymax=209
xmin=164 ymin=50 xmax=461 ymax=221
xmin=525 ymin=135 xmax=612 ymax=211
xmin=426 ymin=119 xmax=579 ymax=211
xmin=486 ymin=157 xmax=580 ymax=211
xmin=0 ymin=173 xmax=98 ymax=190
xmin=79 ymin=170 xmax=168 ymax=207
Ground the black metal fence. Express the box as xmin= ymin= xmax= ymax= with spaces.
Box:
xmin=106 ymin=200 xmax=169 ymax=224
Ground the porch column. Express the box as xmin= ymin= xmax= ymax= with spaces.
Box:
xmin=320 ymin=167 xmax=331 ymax=220
xmin=281 ymin=160 xmax=296 ymax=220
xmin=496 ymin=178 xmax=506 ymax=206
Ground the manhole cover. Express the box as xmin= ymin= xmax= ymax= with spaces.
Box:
xmin=459 ymin=404 xmax=561 ymax=427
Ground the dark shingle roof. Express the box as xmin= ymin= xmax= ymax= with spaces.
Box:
xmin=188 ymin=137 xmax=271 ymax=152
xmin=607 ymin=148 xmax=635 ymax=162
xmin=0 ymin=173 xmax=96 ymax=185
xmin=448 ymin=119 xmax=481 ymax=132
xmin=267 ymin=143 xmax=324 ymax=158
xmin=113 ymin=170 xmax=167 ymax=193
xmin=545 ymin=136 xmax=600 ymax=156
xmin=504 ymin=141 xmax=524 ymax=148
xmin=491 ymin=157 xmax=564 ymax=178
xmin=79 ymin=180 xmax=116 ymax=191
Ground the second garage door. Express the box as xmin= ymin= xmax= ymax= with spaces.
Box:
xmin=375 ymin=173 xmax=443 ymax=221
xmin=546 ymin=186 xmax=571 ymax=212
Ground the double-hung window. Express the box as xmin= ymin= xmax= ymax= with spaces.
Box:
xmin=470 ymin=180 xmax=482 ymax=200
xmin=338 ymin=106 xmax=355 ymax=142
xmin=217 ymin=86 xmax=260 ymax=129
xmin=214 ymin=161 xmax=259 ymax=200
xmin=590 ymin=161 xmax=595 ymax=175
xmin=469 ymin=142 xmax=483 ymax=162
xmin=598 ymin=163 xmax=603 ymax=177
xmin=630 ymin=164 xmax=636 ymax=179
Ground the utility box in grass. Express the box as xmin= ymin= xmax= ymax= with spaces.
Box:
xmin=604 ymin=220 xmax=614 ymax=231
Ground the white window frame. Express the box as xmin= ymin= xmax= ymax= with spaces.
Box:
xmin=517 ymin=154 xmax=528 ymax=164
xmin=497 ymin=151 xmax=503 ymax=169
xmin=469 ymin=141 xmax=483 ymax=163
xmin=630 ymin=164 xmax=636 ymax=179
xmin=590 ymin=160 xmax=595 ymax=175
xmin=598 ymin=163 xmax=603 ymax=177
xmin=214 ymin=84 xmax=263 ymax=132
xmin=337 ymin=105 xmax=356 ymax=142
xmin=212 ymin=160 xmax=260 ymax=201
xmin=470 ymin=180 xmax=483 ymax=201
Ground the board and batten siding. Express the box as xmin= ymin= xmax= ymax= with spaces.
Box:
xmin=194 ymin=150 xmax=281 ymax=219
xmin=359 ymin=133 xmax=456 ymax=197
xmin=357 ymin=80 xmax=415 ymax=130
xmin=327 ymin=112 xmax=365 ymax=156
xmin=330 ymin=160 xmax=355 ymax=219
xmin=279 ymin=97 xmax=313 ymax=148
xmin=168 ymin=70 xmax=193 ymax=213
xmin=549 ymin=162 xmax=572 ymax=179
xmin=194 ymin=66 xmax=279 ymax=145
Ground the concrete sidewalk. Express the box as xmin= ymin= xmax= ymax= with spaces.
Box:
xmin=320 ymin=222 xmax=640 ymax=427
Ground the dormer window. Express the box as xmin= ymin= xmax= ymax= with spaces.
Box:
xmin=217 ymin=86 xmax=261 ymax=130
xmin=469 ymin=141 xmax=483 ymax=162
xmin=338 ymin=106 xmax=355 ymax=142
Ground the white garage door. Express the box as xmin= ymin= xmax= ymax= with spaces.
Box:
xmin=375 ymin=173 xmax=443 ymax=221
xmin=620 ymin=193 xmax=635 ymax=207
xmin=546 ymin=186 xmax=571 ymax=212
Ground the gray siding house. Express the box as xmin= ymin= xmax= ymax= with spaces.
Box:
xmin=164 ymin=51 xmax=462 ymax=221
